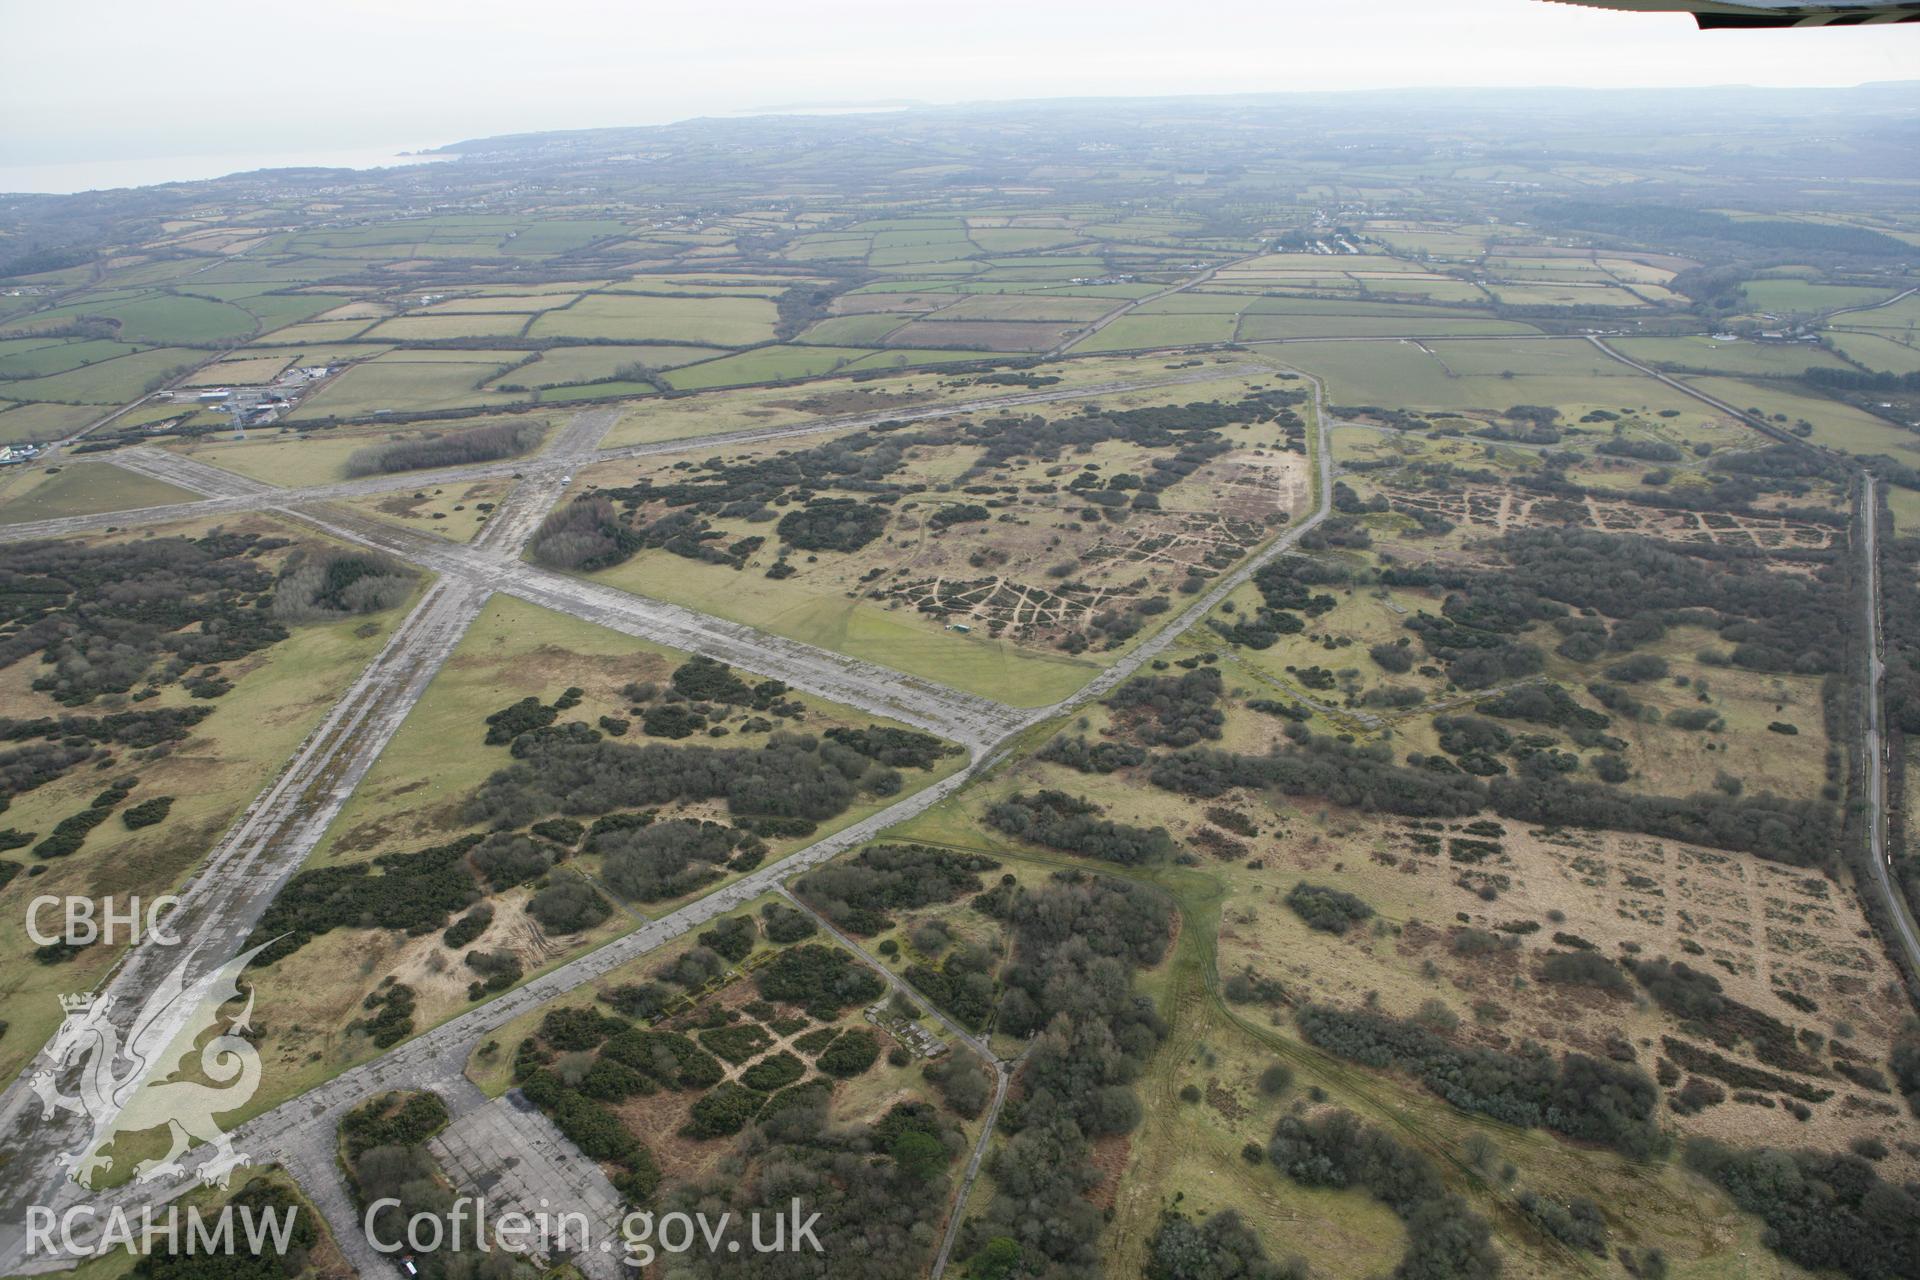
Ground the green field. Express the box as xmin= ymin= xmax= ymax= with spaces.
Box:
xmin=527 ymin=293 xmax=780 ymax=345
xmin=534 ymin=379 xmax=658 ymax=403
xmin=933 ymin=293 xmax=1114 ymax=322
xmin=793 ymin=314 xmax=912 ymax=346
xmin=1686 ymin=374 xmax=1920 ymax=468
xmin=422 ymin=292 xmax=582 ymax=313
xmin=1359 ymin=277 xmax=1491 ymax=303
xmin=1238 ymin=314 xmax=1537 ymax=340
xmin=113 ymin=293 xmax=259 ymax=342
xmin=363 ymin=313 xmax=534 ymax=341
xmin=501 ymin=344 xmax=723 ymax=386
xmin=592 ymin=554 xmax=1100 ymax=706
xmin=0 ymin=337 xmax=141 ymax=379
xmin=1072 ymin=312 xmax=1240 ymax=351
xmin=181 ymin=353 xmax=296 ymax=385
xmin=171 ymin=413 xmax=550 ymax=486
xmin=9 ymin=292 xmax=259 ymax=344
xmin=1615 ymin=335 xmax=1851 ymax=377
xmin=0 ymin=462 xmax=199 ymax=523
xmin=1279 ymin=337 xmax=1702 ymax=417
xmin=247 ymin=319 xmax=378 ymax=345
xmin=0 ymin=347 xmax=202 ymax=403
xmin=1740 ymin=279 xmax=1899 ymax=314
xmin=1131 ymin=293 xmax=1252 ymax=315
xmin=1486 ymin=282 xmax=1647 ymax=308
xmin=1827 ymin=329 xmax=1920 ymax=375
xmin=661 ymin=345 xmax=881 ymax=389
xmin=288 ymin=359 xmax=524 ymax=419
xmin=0 ymin=400 xmax=103 ymax=443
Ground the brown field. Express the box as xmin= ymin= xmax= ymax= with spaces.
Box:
xmin=928 ymin=294 xmax=1115 ymax=323
xmin=1210 ymin=801 xmax=1917 ymax=1173
xmin=944 ymin=735 xmax=1920 ymax=1183
xmin=830 ymin=292 xmax=954 ymax=315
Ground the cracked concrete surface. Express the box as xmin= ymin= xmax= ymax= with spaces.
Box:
xmin=430 ymin=1097 xmax=627 ymax=1280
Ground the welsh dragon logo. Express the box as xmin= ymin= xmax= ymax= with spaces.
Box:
xmin=29 ymin=942 xmax=274 ymax=1190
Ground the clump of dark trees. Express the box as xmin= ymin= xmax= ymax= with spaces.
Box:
xmin=1625 ymin=957 xmax=1827 ymax=1077
xmin=248 ymin=833 xmax=484 ymax=965
xmin=1109 ymin=666 xmax=1226 ymax=747
xmin=823 ymin=724 xmax=958 ymax=770
xmin=594 ymin=818 xmax=765 ymax=902
xmin=1382 ymin=528 xmax=1846 ymax=684
xmin=344 ymin=419 xmax=544 ymax=477
xmin=1295 ymin=1004 xmax=1664 ymax=1158
xmin=958 ymin=870 xmax=1174 ymax=1277
xmin=1876 ymin=529 xmax=1920 ymax=744
xmin=341 ymin=1090 xmax=450 ymax=1159
xmin=753 ymin=942 xmax=885 ymax=1019
xmin=984 ymin=789 xmax=1175 ymax=865
xmin=130 ymin=1177 xmax=319 ymax=1280
xmin=527 ymin=497 xmax=645 ymax=571
xmin=648 ymin=1094 xmax=964 ymax=1279
xmin=1285 ymin=881 xmax=1375 ymax=934
xmin=1036 ymin=735 xmax=1148 ymax=774
xmin=1685 ymin=1138 xmax=1920 ymax=1280
xmin=1212 ymin=556 xmax=1345 ymax=650
xmin=0 ymin=531 xmax=292 ymax=706
xmin=1151 ymin=729 xmax=1835 ymax=867
xmin=794 ymin=843 xmax=1001 ymax=935
xmin=271 ymin=551 xmax=413 ymax=622
xmin=1152 ymin=736 xmax=1484 ymax=820
xmin=0 ymin=705 xmax=206 ymax=813
xmin=463 ymin=726 xmax=912 ymax=832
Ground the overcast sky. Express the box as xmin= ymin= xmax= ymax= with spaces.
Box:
xmin=4 ymin=0 xmax=1917 ymax=190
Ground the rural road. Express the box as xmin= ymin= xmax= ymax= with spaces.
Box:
xmin=1858 ymin=478 xmax=1920 ymax=978
xmin=1593 ymin=337 xmax=1920 ymax=983
xmin=1825 ymin=284 xmax=1919 ymax=324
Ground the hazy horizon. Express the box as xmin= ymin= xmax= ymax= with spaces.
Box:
xmin=5 ymin=79 xmax=1919 ymax=198
xmin=6 ymin=0 xmax=1919 ymax=194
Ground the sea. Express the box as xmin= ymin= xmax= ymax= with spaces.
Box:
xmin=0 ymin=146 xmax=452 ymax=196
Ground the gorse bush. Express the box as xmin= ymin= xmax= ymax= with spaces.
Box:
xmin=984 ymin=789 xmax=1175 ymax=864
xmin=1285 ymin=882 xmax=1375 ymax=934
xmin=271 ymin=553 xmax=413 ymax=623
xmin=1685 ymin=1139 xmax=1920 ymax=1280
xmin=1296 ymin=1004 xmax=1663 ymax=1157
